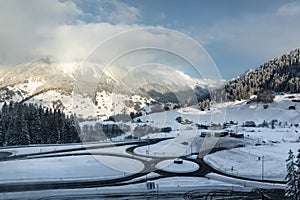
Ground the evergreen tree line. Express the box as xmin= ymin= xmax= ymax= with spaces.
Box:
xmin=285 ymin=149 xmax=300 ymax=200
xmin=199 ymin=48 xmax=300 ymax=108
xmin=0 ymin=101 xmax=80 ymax=146
xmin=225 ymin=48 xmax=300 ymax=101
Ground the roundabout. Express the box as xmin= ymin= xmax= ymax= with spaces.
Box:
xmin=155 ymin=159 xmax=199 ymax=173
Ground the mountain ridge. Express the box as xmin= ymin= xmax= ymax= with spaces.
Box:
xmin=2 ymin=47 xmax=300 ymax=118
xmin=0 ymin=59 xmax=213 ymax=119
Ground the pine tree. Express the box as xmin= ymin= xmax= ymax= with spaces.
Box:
xmin=0 ymin=115 xmax=4 ymax=146
xmin=19 ymin=114 xmax=30 ymax=145
xmin=6 ymin=115 xmax=18 ymax=146
xmin=30 ymin=113 xmax=42 ymax=144
xmin=295 ymin=149 xmax=300 ymax=199
xmin=285 ymin=149 xmax=298 ymax=199
xmin=70 ymin=114 xmax=80 ymax=143
xmin=1 ymin=101 xmax=81 ymax=146
xmin=62 ymin=115 xmax=72 ymax=143
xmin=8 ymin=101 xmax=14 ymax=112
xmin=41 ymin=107 xmax=49 ymax=144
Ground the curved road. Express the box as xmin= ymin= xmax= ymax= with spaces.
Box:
xmin=0 ymin=139 xmax=287 ymax=199
xmin=0 ymin=138 xmax=208 ymax=193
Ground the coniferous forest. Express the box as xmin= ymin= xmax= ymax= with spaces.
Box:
xmin=199 ymin=48 xmax=300 ymax=109
xmin=0 ymin=101 xmax=80 ymax=146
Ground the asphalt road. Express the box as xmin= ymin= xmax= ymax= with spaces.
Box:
xmin=0 ymin=139 xmax=210 ymax=193
xmin=0 ymin=139 xmax=287 ymax=199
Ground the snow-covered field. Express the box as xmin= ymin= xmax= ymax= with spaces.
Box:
xmin=132 ymin=93 xmax=300 ymax=182
xmin=134 ymin=130 xmax=196 ymax=157
xmin=204 ymin=142 xmax=299 ymax=181
xmin=142 ymin=93 xmax=300 ymax=126
xmin=155 ymin=159 xmax=199 ymax=173
xmin=0 ymin=155 xmax=144 ymax=183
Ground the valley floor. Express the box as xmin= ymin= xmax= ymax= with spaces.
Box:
xmin=0 ymin=93 xmax=299 ymax=199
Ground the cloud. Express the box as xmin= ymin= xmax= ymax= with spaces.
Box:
xmin=0 ymin=0 xmax=81 ymax=66
xmin=4 ymin=0 xmax=299 ymax=81
xmin=199 ymin=2 xmax=300 ymax=75
xmin=74 ymin=0 xmax=141 ymax=24
xmin=102 ymin=0 xmax=141 ymax=24
xmin=0 ymin=0 xmax=219 ymax=81
xmin=36 ymin=23 xmax=133 ymax=62
xmin=277 ymin=2 xmax=300 ymax=16
xmin=0 ymin=0 xmax=142 ymax=66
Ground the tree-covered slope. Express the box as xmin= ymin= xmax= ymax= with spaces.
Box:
xmin=225 ymin=48 xmax=300 ymax=101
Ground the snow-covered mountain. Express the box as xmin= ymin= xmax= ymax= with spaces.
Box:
xmin=0 ymin=58 xmax=218 ymax=119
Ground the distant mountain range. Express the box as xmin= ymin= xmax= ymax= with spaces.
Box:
xmin=1 ymin=47 xmax=300 ymax=119
xmin=0 ymin=58 xmax=217 ymax=119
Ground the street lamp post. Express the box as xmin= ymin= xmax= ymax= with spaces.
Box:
xmin=190 ymin=141 xmax=192 ymax=156
xmin=190 ymin=137 xmax=196 ymax=156
xmin=262 ymin=155 xmax=264 ymax=180
xmin=156 ymin=184 xmax=159 ymax=200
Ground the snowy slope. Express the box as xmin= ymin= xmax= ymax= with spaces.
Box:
xmin=25 ymin=90 xmax=151 ymax=119
xmin=135 ymin=93 xmax=300 ymax=132
xmin=0 ymin=59 xmax=217 ymax=120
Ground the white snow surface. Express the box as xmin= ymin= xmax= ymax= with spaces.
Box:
xmin=0 ymin=155 xmax=144 ymax=183
xmin=141 ymin=94 xmax=300 ymax=127
xmin=204 ymin=142 xmax=300 ymax=181
xmin=134 ymin=130 xmax=197 ymax=157
xmin=0 ymin=93 xmax=299 ymax=196
xmin=155 ymin=159 xmax=199 ymax=173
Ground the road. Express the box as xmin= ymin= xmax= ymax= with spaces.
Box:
xmin=0 ymin=139 xmax=287 ymax=199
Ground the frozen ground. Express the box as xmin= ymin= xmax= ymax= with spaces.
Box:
xmin=134 ymin=130 xmax=196 ymax=157
xmin=132 ymin=94 xmax=300 ymax=182
xmin=155 ymin=159 xmax=199 ymax=173
xmin=140 ymin=93 xmax=300 ymax=127
xmin=204 ymin=142 xmax=300 ymax=181
xmin=0 ymin=155 xmax=144 ymax=183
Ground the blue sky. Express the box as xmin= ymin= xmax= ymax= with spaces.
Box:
xmin=1 ymin=0 xmax=300 ymax=80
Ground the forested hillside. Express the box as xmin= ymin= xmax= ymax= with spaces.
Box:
xmin=224 ymin=48 xmax=300 ymax=101
xmin=199 ymin=48 xmax=300 ymax=109
xmin=0 ymin=102 xmax=80 ymax=146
